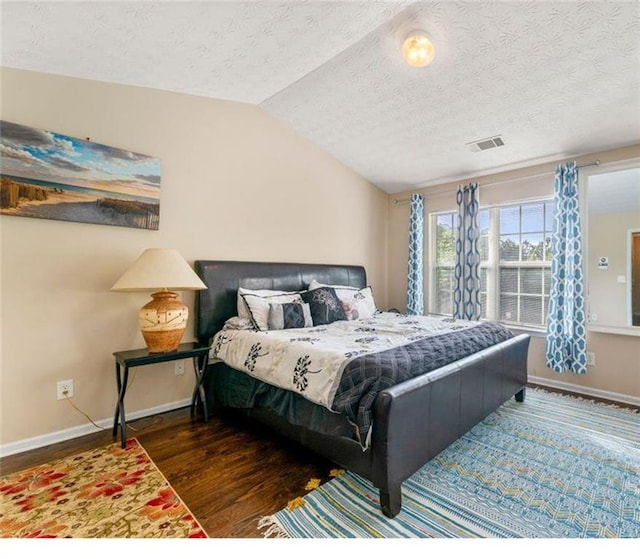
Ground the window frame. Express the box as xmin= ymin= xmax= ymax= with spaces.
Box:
xmin=429 ymin=195 xmax=554 ymax=331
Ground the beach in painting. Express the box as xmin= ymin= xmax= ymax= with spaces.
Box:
xmin=1 ymin=120 xmax=161 ymax=230
xmin=0 ymin=175 xmax=160 ymax=230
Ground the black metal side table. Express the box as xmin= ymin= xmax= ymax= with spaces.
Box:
xmin=112 ymin=342 xmax=210 ymax=448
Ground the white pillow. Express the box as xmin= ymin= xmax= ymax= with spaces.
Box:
xmin=308 ymin=280 xmax=377 ymax=320
xmin=241 ymin=292 xmax=304 ymax=331
xmin=308 ymin=279 xmax=360 ymax=300
xmin=237 ymin=287 xmax=300 ymax=319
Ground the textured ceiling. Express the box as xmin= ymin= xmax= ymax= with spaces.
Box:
xmin=1 ymin=1 xmax=410 ymax=104
xmin=2 ymin=1 xmax=639 ymax=194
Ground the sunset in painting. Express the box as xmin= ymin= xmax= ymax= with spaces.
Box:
xmin=0 ymin=120 xmax=160 ymax=230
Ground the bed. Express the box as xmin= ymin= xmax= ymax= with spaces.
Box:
xmin=194 ymin=260 xmax=530 ymax=518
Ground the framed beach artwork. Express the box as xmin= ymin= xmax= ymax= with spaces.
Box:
xmin=0 ymin=121 xmax=160 ymax=230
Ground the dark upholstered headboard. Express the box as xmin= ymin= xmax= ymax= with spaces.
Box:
xmin=194 ymin=260 xmax=366 ymax=345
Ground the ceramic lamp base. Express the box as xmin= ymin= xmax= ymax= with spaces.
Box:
xmin=138 ymin=291 xmax=188 ymax=353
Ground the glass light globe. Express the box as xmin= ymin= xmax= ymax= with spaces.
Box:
xmin=402 ymin=33 xmax=435 ymax=68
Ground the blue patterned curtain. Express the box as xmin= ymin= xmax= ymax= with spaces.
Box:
xmin=546 ymin=162 xmax=587 ymax=374
xmin=453 ymin=183 xmax=481 ymax=320
xmin=406 ymin=193 xmax=424 ymax=315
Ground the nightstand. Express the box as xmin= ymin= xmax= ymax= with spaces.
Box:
xmin=112 ymin=342 xmax=210 ymax=448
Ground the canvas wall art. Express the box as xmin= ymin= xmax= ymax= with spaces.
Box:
xmin=0 ymin=121 xmax=161 ymax=230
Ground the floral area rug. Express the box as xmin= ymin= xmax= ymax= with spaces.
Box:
xmin=0 ymin=438 xmax=207 ymax=538
xmin=259 ymin=389 xmax=640 ymax=538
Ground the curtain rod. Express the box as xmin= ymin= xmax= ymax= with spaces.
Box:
xmin=392 ymin=160 xmax=601 ymax=205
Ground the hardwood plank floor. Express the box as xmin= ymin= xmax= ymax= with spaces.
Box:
xmin=0 ymin=407 xmax=334 ymax=538
xmin=1 ymin=384 xmax=637 ymax=538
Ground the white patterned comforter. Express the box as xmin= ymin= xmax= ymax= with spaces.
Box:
xmin=209 ymin=312 xmax=481 ymax=412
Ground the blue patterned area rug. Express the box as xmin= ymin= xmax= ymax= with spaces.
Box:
xmin=259 ymin=389 xmax=640 ymax=538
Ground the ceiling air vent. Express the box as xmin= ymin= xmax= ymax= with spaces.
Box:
xmin=466 ymin=135 xmax=505 ymax=152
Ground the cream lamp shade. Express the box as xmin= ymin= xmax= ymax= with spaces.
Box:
xmin=111 ymin=248 xmax=207 ymax=353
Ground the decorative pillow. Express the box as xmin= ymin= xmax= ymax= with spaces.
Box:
xmin=341 ymin=300 xmax=360 ymax=321
xmin=237 ymin=287 xmax=301 ymax=319
xmin=301 ymin=287 xmax=346 ymax=326
xmin=268 ymin=302 xmax=313 ymax=330
xmin=241 ymin=292 xmax=304 ymax=331
xmin=345 ymin=286 xmax=377 ymax=320
xmin=308 ymin=280 xmax=377 ymax=320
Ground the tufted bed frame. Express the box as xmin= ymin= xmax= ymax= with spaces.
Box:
xmin=194 ymin=260 xmax=530 ymax=518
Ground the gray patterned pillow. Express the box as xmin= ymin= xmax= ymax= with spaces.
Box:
xmin=268 ymin=302 xmax=313 ymax=330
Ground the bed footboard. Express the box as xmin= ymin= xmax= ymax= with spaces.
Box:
xmin=371 ymin=333 xmax=530 ymax=518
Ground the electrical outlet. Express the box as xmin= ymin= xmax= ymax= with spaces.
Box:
xmin=174 ymin=360 xmax=185 ymax=376
xmin=587 ymin=352 xmax=596 ymax=367
xmin=57 ymin=379 xmax=74 ymax=400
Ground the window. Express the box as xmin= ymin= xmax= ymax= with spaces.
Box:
xmin=433 ymin=209 xmax=489 ymax=318
xmin=433 ymin=212 xmax=456 ymax=316
xmin=430 ymin=199 xmax=554 ymax=329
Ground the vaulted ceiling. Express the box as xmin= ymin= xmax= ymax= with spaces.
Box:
xmin=2 ymin=1 xmax=639 ymax=193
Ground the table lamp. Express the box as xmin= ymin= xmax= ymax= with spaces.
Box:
xmin=111 ymin=248 xmax=207 ymax=353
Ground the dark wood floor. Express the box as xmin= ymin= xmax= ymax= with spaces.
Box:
xmin=0 ymin=407 xmax=334 ymax=538
xmin=1 ymin=383 xmax=637 ymax=538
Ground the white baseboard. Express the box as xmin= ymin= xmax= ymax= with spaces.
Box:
xmin=528 ymin=375 xmax=640 ymax=407
xmin=0 ymin=398 xmax=191 ymax=458
xmin=3 ymin=380 xmax=637 ymax=458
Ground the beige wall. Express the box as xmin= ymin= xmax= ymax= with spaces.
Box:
xmin=387 ymin=144 xmax=640 ymax=400
xmin=0 ymin=68 xmax=388 ymax=448
xmin=587 ymin=212 xmax=638 ymax=328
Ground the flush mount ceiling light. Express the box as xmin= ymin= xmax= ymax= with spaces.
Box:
xmin=401 ymin=31 xmax=435 ymax=68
